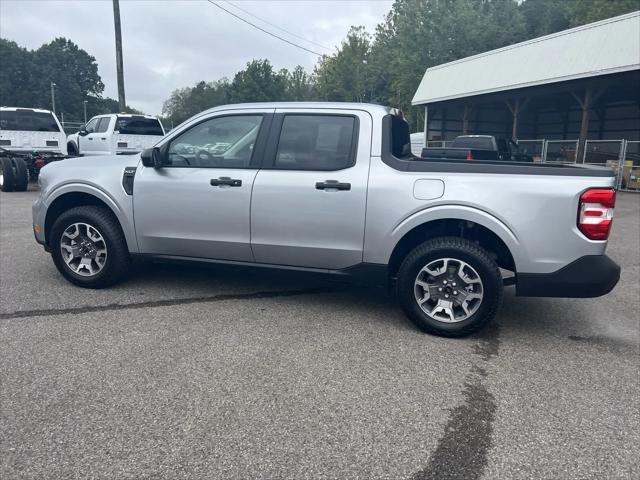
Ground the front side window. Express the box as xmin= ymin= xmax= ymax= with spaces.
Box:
xmin=84 ymin=118 xmax=99 ymax=133
xmin=0 ymin=110 xmax=61 ymax=132
xmin=167 ymin=115 xmax=263 ymax=168
xmin=96 ymin=117 xmax=111 ymax=133
xmin=275 ymin=115 xmax=356 ymax=170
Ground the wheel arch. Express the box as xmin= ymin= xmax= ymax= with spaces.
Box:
xmin=44 ymin=186 xmax=137 ymax=252
xmin=388 ymin=216 xmax=518 ymax=278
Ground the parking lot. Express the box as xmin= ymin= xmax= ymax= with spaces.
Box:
xmin=1 ymin=186 xmax=638 ymax=479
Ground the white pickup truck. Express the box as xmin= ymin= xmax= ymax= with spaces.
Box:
xmin=67 ymin=113 xmax=165 ymax=156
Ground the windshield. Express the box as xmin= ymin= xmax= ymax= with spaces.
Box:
xmin=0 ymin=110 xmax=61 ymax=132
xmin=116 ymin=116 xmax=164 ymax=136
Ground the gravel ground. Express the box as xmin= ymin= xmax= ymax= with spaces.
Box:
xmin=1 ymin=186 xmax=638 ymax=479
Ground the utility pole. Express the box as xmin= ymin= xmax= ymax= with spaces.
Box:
xmin=83 ymin=100 xmax=88 ymax=123
xmin=50 ymin=82 xmax=56 ymax=114
xmin=112 ymin=0 xmax=126 ymax=112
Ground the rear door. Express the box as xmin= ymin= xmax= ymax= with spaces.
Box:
xmin=134 ymin=109 xmax=273 ymax=261
xmin=250 ymin=109 xmax=372 ymax=270
xmin=92 ymin=117 xmax=113 ymax=155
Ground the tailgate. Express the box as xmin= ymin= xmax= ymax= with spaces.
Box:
xmin=114 ymin=134 xmax=163 ymax=154
xmin=0 ymin=130 xmax=66 ymax=153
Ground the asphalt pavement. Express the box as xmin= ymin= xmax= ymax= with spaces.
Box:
xmin=1 ymin=186 xmax=638 ymax=479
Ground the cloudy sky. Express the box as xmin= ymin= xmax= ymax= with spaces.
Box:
xmin=0 ymin=0 xmax=394 ymax=115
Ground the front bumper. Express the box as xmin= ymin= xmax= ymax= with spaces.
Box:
xmin=516 ymin=255 xmax=620 ymax=298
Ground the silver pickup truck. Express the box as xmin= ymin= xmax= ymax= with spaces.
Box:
xmin=32 ymin=102 xmax=620 ymax=337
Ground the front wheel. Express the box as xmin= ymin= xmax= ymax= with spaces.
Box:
xmin=50 ymin=206 xmax=131 ymax=288
xmin=396 ymin=237 xmax=503 ymax=337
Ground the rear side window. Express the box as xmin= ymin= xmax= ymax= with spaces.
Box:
xmin=0 ymin=110 xmax=61 ymax=132
xmin=95 ymin=117 xmax=111 ymax=133
xmin=116 ymin=116 xmax=164 ymax=136
xmin=275 ymin=115 xmax=356 ymax=170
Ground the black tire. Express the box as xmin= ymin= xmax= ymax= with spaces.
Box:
xmin=396 ymin=237 xmax=503 ymax=337
xmin=50 ymin=206 xmax=131 ymax=288
xmin=0 ymin=157 xmax=16 ymax=192
xmin=11 ymin=157 xmax=29 ymax=191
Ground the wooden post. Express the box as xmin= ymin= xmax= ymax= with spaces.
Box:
xmin=572 ymin=87 xmax=605 ymax=163
xmin=423 ymin=106 xmax=429 ymax=148
xmin=506 ymin=98 xmax=529 ymax=141
xmin=573 ymin=89 xmax=592 ymax=163
xmin=462 ymin=105 xmax=470 ymax=135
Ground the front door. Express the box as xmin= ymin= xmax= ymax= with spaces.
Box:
xmin=134 ymin=110 xmax=273 ymax=261
xmin=78 ymin=117 xmax=99 ymax=155
xmin=251 ymin=109 xmax=372 ymax=270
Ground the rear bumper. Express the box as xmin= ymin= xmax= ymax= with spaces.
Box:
xmin=516 ymin=255 xmax=620 ymax=298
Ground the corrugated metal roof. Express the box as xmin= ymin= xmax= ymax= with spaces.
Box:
xmin=412 ymin=11 xmax=640 ymax=105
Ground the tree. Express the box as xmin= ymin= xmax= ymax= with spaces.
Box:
xmin=228 ymin=59 xmax=288 ymax=103
xmin=287 ymin=65 xmax=315 ymax=101
xmin=367 ymin=0 xmax=528 ymax=128
xmin=562 ymin=0 xmax=639 ymax=27
xmin=314 ymin=26 xmax=372 ymax=103
xmin=162 ymin=79 xmax=230 ymax=125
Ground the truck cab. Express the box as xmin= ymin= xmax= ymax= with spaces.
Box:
xmin=67 ymin=114 xmax=165 ymax=156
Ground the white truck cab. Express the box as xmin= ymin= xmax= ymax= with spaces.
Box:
xmin=67 ymin=113 xmax=165 ymax=156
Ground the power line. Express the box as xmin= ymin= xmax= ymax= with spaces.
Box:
xmin=226 ymin=1 xmax=331 ymax=51
xmin=206 ymin=1 xmax=325 ymax=56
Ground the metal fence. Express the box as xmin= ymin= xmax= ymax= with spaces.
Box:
xmin=60 ymin=121 xmax=83 ymax=135
xmin=516 ymin=138 xmax=639 ymax=192
xmin=620 ymin=141 xmax=640 ymax=192
xmin=544 ymin=140 xmax=579 ymax=164
xmin=515 ymin=140 xmax=545 ymax=162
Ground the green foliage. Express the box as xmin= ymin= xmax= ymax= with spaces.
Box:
xmin=162 ymin=79 xmax=230 ymax=126
xmin=228 ymin=59 xmax=289 ymax=103
xmin=562 ymin=0 xmax=639 ymax=27
xmin=0 ymin=37 xmax=137 ymax=122
xmin=314 ymin=26 xmax=372 ymax=102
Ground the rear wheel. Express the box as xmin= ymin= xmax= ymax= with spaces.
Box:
xmin=396 ymin=237 xmax=503 ymax=337
xmin=50 ymin=206 xmax=131 ymax=288
xmin=11 ymin=157 xmax=28 ymax=191
xmin=0 ymin=157 xmax=16 ymax=192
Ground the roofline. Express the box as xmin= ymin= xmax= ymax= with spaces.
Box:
xmin=197 ymin=101 xmax=396 ymax=117
xmin=420 ymin=11 xmax=639 ymax=75
xmin=412 ymin=64 xmax=639 ymax=106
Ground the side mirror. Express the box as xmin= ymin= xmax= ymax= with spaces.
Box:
xmin=141 ymin=147 xmax=166 ymax=168
xmin=78 ymin=129 xmax=89 ymax=137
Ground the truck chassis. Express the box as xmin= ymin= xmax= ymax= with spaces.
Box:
xmin=0 ymin=147 xmax=73 ymax=192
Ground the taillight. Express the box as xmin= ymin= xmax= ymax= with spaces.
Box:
xmin=578 ymin=188 xmax=616 ymax=240
xmin=465 ymin=151 xmax=474 ymax=160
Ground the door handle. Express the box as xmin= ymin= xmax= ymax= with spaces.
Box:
xmin=315 ymin=180 xmax=351 ymax=191
xmin=88 ymin=137 xmax=94 ymax=140
xmin=210 ymin=177 xmax=242 ymax=187
xmin=100 ymin=137 xmax=106 ymax=140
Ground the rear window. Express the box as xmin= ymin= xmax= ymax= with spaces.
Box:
xmin=115 ymin=116 xmax=164 ymax=136
xmin=389 ymin=114 xmax=412 ymax=158
xmin=0 ymin=110 xmax=61 ymax=132
xmin=451 ymin=136 xmax=494 ymax=150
